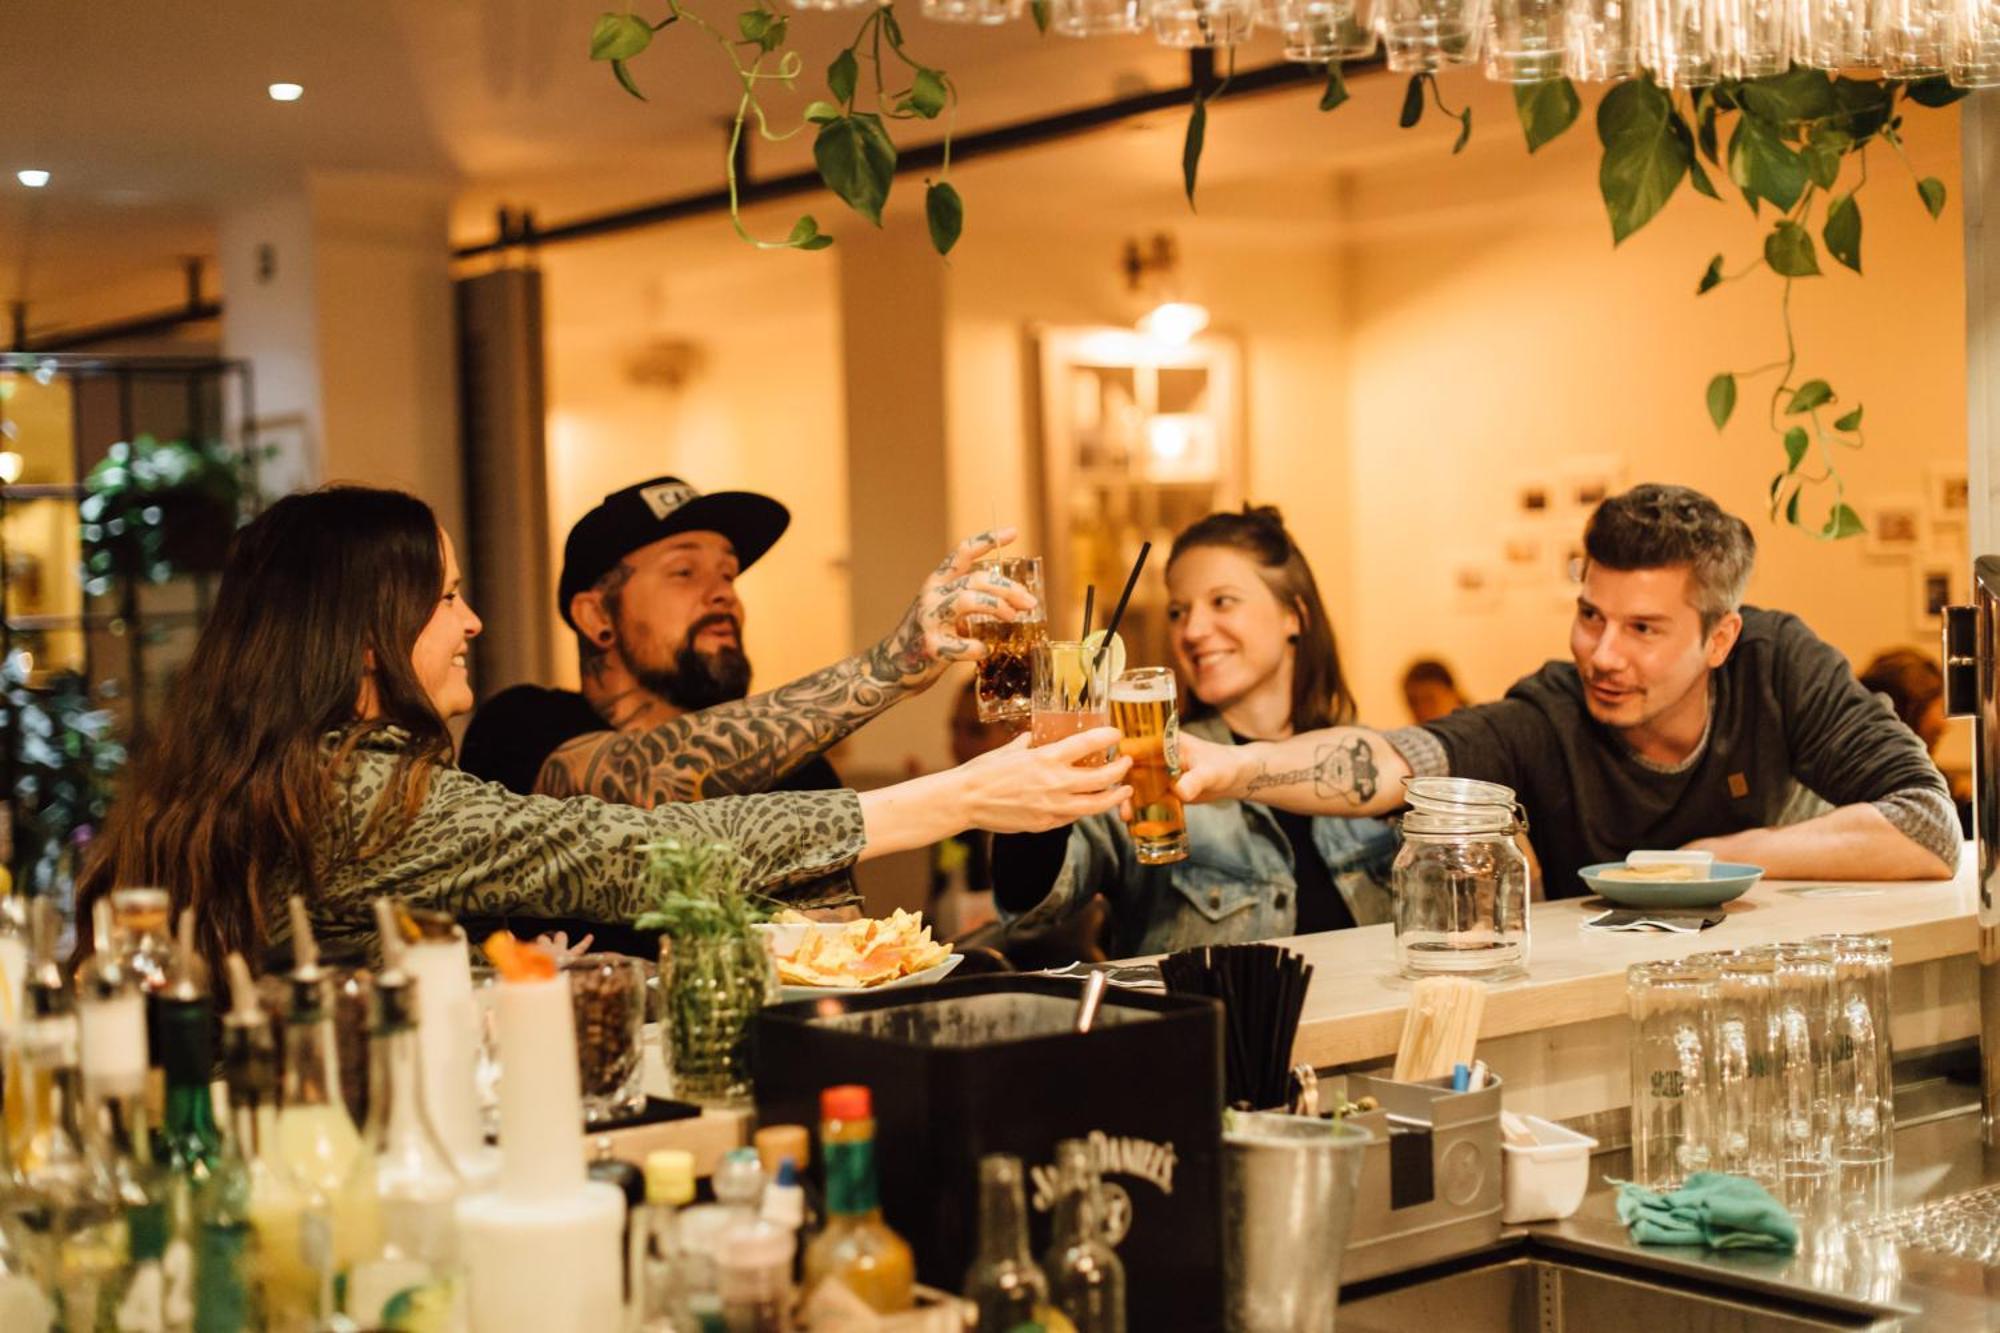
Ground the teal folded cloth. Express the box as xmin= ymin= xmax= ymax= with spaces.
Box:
xmin=1613 ymin=1172 xmax=1799 ymax=1253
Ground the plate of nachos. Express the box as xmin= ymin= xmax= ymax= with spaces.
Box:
xmin=758 ymin=908 xmax=963 ymax=999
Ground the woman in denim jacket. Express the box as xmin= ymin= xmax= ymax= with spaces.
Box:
xmin=994 ymin=507 xmax=1400 ymax=958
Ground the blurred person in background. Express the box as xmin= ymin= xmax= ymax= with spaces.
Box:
xmin=1859 ymin=647 xmax=1970 ymax=835
xmin=1402 ymin=658 xmax=1472 ymax=724
xmin=926 ymin=677 xmax=1014 ymax=936
xmin=992 ymin=505 xmax=1399 ymax=958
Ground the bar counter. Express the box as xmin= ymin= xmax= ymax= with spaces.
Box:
xmin=1259 ymin=844 xmax=1984 ymax=1121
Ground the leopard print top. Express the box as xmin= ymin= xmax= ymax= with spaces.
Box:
xmin=281 ymin=727 xmax=865 ymax=961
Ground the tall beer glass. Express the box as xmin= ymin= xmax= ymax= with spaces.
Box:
xmin=966 ymin=556 xmax=1045 ymax=724
xmin=1110 ymin=668 xmax=1190 ymax=865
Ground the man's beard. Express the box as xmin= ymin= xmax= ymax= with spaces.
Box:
xmin=625 ymin=612 xmax=753 ymax=710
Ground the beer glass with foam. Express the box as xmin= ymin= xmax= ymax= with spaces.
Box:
xmin=1110 ymin=668 xmax=1189 ymax=865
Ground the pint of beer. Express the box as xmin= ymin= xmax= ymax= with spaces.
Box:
xmin=1110 ymin=667 xmax=1190 ymax=865
xmin=967 ymin=555 xmax=1045 ymax=724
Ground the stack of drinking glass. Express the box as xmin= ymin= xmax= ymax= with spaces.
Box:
xmin=783 ymin=0 xmax=2000 ymax=96
xmin=1626 ymin=935 xmax=1895 ymax=1222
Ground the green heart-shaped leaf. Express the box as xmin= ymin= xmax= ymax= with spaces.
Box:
xmin=1707 ymin=373 xmax=1737 ymax=430
xmin=1764 ymin=220 xmax=1821 ymax=277
xmin=814 ymin=113 xmax=898 ymax=225
xmin=1823 ymin=192 xmax=1861 ymax=273
xmin=591 ymin=12 xmax=654 ymax=60
xmin=1786 ymin=380 xmax=1834 ymax=414
xmin=1514 ymin=78 xmax=1579 ymax=154
xmin=926 ymin=180 xmax=964 ymax=255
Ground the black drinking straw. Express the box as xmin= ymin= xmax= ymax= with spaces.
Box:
xmin=1080 ymin=585 xmax=1096 ymax=642
xmin=1091 ymin=542 xmax=1152 ymax=674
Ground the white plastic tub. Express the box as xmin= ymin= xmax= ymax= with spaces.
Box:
xmin=1500 ymin=1115 xmax=1599 ymax=1224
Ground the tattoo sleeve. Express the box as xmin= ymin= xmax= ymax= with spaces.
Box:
xmin=537 ymin=633 xmax=928 ymax=807
xmin=1242 ymin=738 xmax=1381 ymax=808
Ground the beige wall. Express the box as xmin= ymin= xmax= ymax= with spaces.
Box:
xmin=1337 ymin=80 xmax=1966 ymax=728
xmin=536 ymin=227 xmax=851 ymax=704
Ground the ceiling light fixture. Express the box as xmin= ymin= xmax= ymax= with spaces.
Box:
xmin=16 ymin=170 xmax=49 ymax=189
xmin=268 ymin=82 xmax=304 ymax=102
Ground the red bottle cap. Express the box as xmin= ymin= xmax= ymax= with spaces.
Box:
xmin=821 ymin=1084 xmax=872 ymax=1122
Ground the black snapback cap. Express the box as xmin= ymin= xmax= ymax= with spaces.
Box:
xmin=557 ymin=477 xmax=791 ymax=629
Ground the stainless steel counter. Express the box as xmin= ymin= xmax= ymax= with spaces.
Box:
xmin=1342 ymin=1081 xmax=2000 ymax=1330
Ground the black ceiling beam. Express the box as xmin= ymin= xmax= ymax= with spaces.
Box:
xmin=16 ymin=300 xmax=224 ymax=354
xmin=454 ymin=53 xmax=1375 ymax=259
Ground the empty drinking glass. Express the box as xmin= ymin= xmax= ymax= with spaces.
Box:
xmin=1640 ymin=0 xmax=1725 ymax=86
xmin=1725 ymin=0 xmax=1794 ymax=74
xmin=1330 ymin=0 xmax=1384 ymax=55
xmin=1763 ymin=941 xmax=1836 ymax=1220
xmin=1877 ymin=0 xmax=1949 ymax=73
xmin=1486 ymin=0 xmax=1568 ymax=78
xmin=1049 ymin=0 xmax=1146 ymax=33
xmin=1152 ymin=0 xmax=1259 ymax=45
xmin=1952 ymin=0 xmax=2000 ymax=84
xmin=1627 ymin=959 xmax=1718 ymax=1191
xmin=1564 ymin=0 xmax=1641 ymax=79
xmin=1689 ymin=949 xmax=1782 ymax=1189
xmin=1799 ymin=0 xmax=1875 ymax=68
xmin=1381 ymin=0 xmax=1484 ymax=69
xmin=1264 ymin=0 xmax=1361 ymax=57
xmin=1815 ymin=934 xmax=1895 ymax=1212
xmin=923 ymin=0 xmax=1026 ymax=21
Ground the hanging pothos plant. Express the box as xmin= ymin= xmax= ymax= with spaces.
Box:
xmin=592 ymin=7 xmax=1965 ymax=537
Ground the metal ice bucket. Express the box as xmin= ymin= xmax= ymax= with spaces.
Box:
xmin=1222 ymin=1111 xmax=1372 ymax=1332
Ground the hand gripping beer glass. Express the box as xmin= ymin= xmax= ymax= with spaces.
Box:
xmin=1110 ymin=667 xmax=1190 ymax=865
xmin=967 ymin=556 xmax=1046 ymax=724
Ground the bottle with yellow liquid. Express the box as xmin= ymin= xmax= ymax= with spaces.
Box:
xmin=963 ymin=1153 xmax=1075 ymax=1333
xmin=801 ymin=1085 xmax=914 ymax=1314
xmin=275 ymin=898 xmax=380 ymax=1317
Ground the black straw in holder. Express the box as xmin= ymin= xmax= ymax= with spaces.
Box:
xmin=1080 ymin=585 xmax=1096 ymax=642
xmin=1160 ymin=943 xmax=1315 ymax=1111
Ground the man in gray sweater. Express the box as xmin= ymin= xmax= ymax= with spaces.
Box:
xmin=1179 ymin=484 xmax=1958 ymax=894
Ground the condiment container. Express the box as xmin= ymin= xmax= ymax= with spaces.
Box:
xmin=455 ymin=970 xmax=625 ymax=1333
xmin=1499 ymin=1115 xmax=1598 ymax=1224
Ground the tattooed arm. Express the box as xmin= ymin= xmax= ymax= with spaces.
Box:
xmin=536 ymin=529 xmax=1036 ymax=807
xmin=1173 ymin=727 xmax=1412 ymax=817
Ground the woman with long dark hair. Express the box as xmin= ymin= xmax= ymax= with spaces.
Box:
xmin=76 ymin=486 xmax=1130 ymax=976
xmin=992 ymin=505 xmax=1397 ymax=957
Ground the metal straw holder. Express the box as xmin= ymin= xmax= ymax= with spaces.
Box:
xmin=1340 ymin=1072 xmax=1505 ymax=1282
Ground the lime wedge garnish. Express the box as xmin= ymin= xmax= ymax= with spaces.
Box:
xmin=1082 ymin=630 xmax=1127 ymax=682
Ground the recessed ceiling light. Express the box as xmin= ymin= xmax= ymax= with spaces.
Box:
xmin=16 ymin=170 xmax=49 ymax=188
xmin=268 ymin=82 xmax=304 ymax=102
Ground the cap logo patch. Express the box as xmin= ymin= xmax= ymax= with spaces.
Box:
xmin=639 ymin=482 xmax=698 ymax=519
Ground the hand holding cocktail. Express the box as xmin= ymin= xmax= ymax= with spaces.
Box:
xmin=878 ymin=529 xmax=1040 ymax=688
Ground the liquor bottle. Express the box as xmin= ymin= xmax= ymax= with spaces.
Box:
xmin=16 ymin=898 xmax=125 ymax=1331
xmin=78 ymin=897 xmax=189 ymax=1332
xmin=154 ymin=912 xmax=221 ymax=1191
xmin=273 ymin=896 xmax=380 ymax=1311
xmin=800 ymin=1085 xmax=913 ymax=1314
xmin=1042 ymin=1140 xmax=1124 ymax=1333
xmin=633 ymin=1148 xmax=695 ymax=1332
xmin=107 ymin=888 xmax=178 ymax=1133
xmin=192 ymin=955 xmax=270 ymax=1333
xmin=340 ymin=898 xmax=463 ymax=1330
xmin=963 ymin=1153 xmax=1072 ymax=1333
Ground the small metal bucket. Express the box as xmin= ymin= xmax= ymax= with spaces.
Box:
xmin=1223 ymin=1111 xmax=1372 ymax=1332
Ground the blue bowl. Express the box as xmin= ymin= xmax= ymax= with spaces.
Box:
xmin=1576 ymin=861 xmax=1764 ymax=908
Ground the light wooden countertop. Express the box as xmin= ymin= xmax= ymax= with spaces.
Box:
xmin=1272 ymin=844 xmax=1982 ymax=1070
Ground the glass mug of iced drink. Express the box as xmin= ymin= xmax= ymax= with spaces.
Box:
xmin=967 ymin=555 xmax=1046 ymax=724
xmin=1031 ymin=638 xmax=1116 ymax=756
xmin=1110 ymin=667 xmax=1190 ymax=864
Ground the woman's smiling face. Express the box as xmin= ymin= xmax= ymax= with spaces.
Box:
xmin=1166 ymin=544 xmax=1299 ymax=713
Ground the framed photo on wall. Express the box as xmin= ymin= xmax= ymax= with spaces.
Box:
xmin=1863 ymin=495 xmax=1924 ymax=560
xmin=1912 ymin=561 xmax=1962 ymax=636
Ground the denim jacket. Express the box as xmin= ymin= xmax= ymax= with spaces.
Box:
xmin=1002 ymin=714 xmax=1401 ymax=958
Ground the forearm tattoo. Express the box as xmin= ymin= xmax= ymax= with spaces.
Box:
xmin=1242 ymin=737 xmax=1381 ymax=806
xmin=537 ymin=623 xmax=931 ymax=808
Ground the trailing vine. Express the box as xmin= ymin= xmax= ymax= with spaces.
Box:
xmin=592 ymin=3 xmax=1966 ymax=537
xmin=593 ymin=5 xmax=963 ymax=253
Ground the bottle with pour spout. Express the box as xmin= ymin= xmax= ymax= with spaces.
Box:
xmin=340 ymin=898 xmax=465 ymax=1329
xmin=274 ymin=895 xmax=380 ymax=1315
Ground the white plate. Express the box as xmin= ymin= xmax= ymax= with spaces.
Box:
xmin=777 ymin=951 xmax=964 ymax=1002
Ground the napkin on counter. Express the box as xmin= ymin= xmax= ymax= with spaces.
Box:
xmin=1614 ymin=1173 xmax=1799 ymax=1252
xmin=1583 ymin=908 xmax=1726 ymax=933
